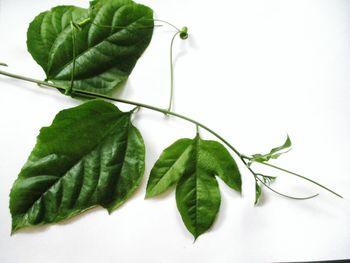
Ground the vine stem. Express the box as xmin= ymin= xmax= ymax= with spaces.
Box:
xmin=154 ymin=19 xmax=180 ymax=31
xmin=0 ymin=69 xmax=343 ymax=199
xmin=84 ymin=18 xmax=185 ymax=113
xmin=167 ymin=31 xmax=180 ymax=112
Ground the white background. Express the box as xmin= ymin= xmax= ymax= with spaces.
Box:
xmin=0 ymin=0 xmax=350 ymax=262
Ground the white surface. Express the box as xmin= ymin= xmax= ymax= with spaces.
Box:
xmin=0 ymin=0 xmax=350 ymax=262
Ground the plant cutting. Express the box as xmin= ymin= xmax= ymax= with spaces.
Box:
xmin=0 ymin=0 xmax=342 ymax=239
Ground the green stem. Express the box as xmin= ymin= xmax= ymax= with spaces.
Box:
xmin=85 ymin=18 xmax=185 ymax=113
xmin=167 ymin=31 xmax=180 ymax=112
xmin=0 ymin=69 xmax=60 ymax=89
xmin=260 ymin=162 xmax=343 ymax=198
xmin=0 ymin=69 xmax=241 ymax=155
xmin=0 ymin=69 xmax=343 ymax=199
xmin=154 ymin=19 xmax=180 ymax=31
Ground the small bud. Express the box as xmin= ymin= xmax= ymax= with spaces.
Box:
xmin=179 ymin=26 xmax=188 ymax=40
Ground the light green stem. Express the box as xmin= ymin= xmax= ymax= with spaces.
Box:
xmin=167 ymin=31 xmax=180 ymax=112
xmin=0 ymin=69 xmax=343 ymax=199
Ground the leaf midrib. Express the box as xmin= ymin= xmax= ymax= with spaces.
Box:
xmin=49 ymin=8 xmax=150 ymax=78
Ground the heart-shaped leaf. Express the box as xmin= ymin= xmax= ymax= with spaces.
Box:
xmin=10 ymin=100 xmax=145 ymax=233
xmin=146 ymin=135 xmax=241 ymax=239
xmin=27 ymin=0 xmax=154 ymax=94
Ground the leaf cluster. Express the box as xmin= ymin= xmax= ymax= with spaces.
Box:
xmin=2 ymin=0 xmax=341 ymax=240
xmin=9 ymin=0 xmax=242 ymax=239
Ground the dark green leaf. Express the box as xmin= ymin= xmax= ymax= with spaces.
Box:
xmin=10 ymin=100 xmax=145 ymax=233
xmin=27 ymin=6 xmax=87 ymax=74
xmin=145 ymin=139 xmax=193 ymax=197
xmin=146 ymin=135 xmax=241 ymax=239
xmin=176 ymin=166 xmax=220 ymax=240
xmin=199 ymin=140 xmax=241 ymax=192
xmin=27 ymin=0 xmax=154 ymax=94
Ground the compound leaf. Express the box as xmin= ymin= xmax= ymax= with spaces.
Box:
xmin=10 ymin=100 xmax=145 ymax=233
xmin=147 ymin=135 xmax=241 ymax=239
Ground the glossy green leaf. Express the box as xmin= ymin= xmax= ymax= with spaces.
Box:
xmin=176 ymin=166 xmax=220 ymax=240
xmin=199 ymin=140 xmax=241 ymax=192
xmin=27 ymin=0 xmax=154 ymax=94
xmin=10 ymin=100 xmax=145 ymax=233
xmin=146 ymin=135 xmax=241 ymax=239
xmin=250 ymin=135 xmax=291 ymax=164
xmin=145 ymin=138 xmax=193 ymax=197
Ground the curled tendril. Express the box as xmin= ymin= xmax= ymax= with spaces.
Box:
xmin=255 ymin=176 xmax=319 ymax=201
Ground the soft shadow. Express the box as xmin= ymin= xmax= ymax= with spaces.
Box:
xmin=12 ymin=206 xmax=104 ymax=236
xmin=173 ymin=50 xmax=188 ymax=65
xmin=186 ymin=33 xmax=200 ymax=50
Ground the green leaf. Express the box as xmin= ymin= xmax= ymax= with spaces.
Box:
xmin=176 ymin=166 xmax=220 ymax=240
xmin=250 ymin=135 xmax=291 ymax=164
xmin=199 ymin=140 xmax=241 ymax=192
xmin=10 ymin=100 xmax=145 ymax=233
xmin=27 ymin=0 xmax=154 ymax=94
xmin=146 ymin=135 xmax=241 ymax=239
xmin=27 ymin=6 xmax=87 ymax=75
xmin=255 ymin=182 xmax=262 ymax=205
xmin=145 ymin=138 xmax=193 ymax=197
